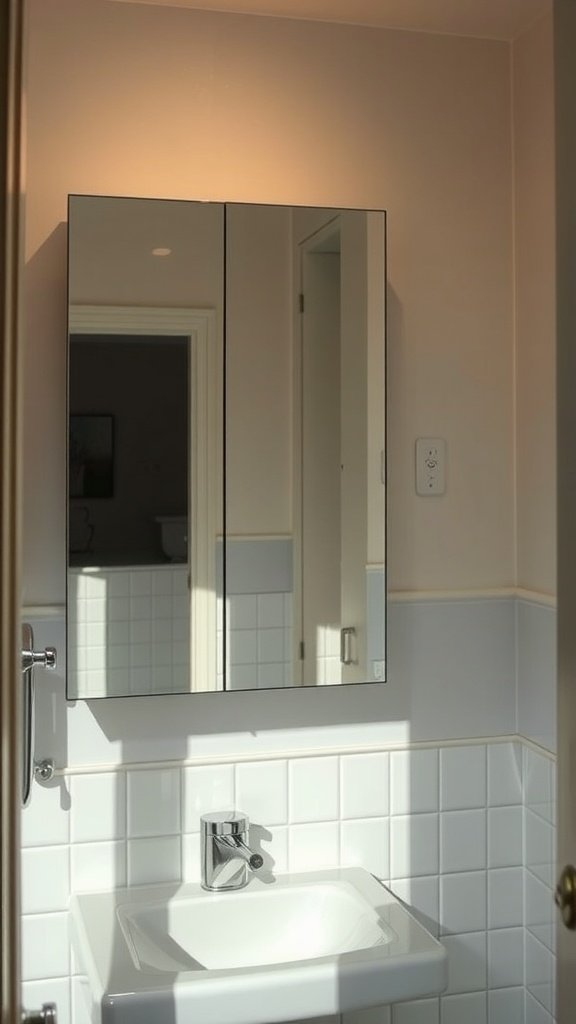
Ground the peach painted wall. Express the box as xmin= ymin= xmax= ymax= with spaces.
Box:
xmin=513 ymin=13 xmax=556 ymax=596
xmin=23 ymin=0 xmax=514 ymax=603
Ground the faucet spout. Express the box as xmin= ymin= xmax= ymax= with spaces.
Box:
xmin=216 ymin=834 xmax=264 ymax=870
xmin=201 ymin=811 xmax=263 ymax=891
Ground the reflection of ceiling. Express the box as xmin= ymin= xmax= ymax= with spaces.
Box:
xmin=111 ymin=0 xmax=551 ymax=41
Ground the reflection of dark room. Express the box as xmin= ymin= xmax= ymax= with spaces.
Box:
xmin=69 ymin=335 xmax=188 ymax=564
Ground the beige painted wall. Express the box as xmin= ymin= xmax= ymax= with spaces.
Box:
xmin=513 ymin=14 xmax=556 ymax=596
xmin=23 ymin=0 xmax=514 ymax=604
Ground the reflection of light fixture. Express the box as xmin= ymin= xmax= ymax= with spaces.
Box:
xmin=151 ymin=247 xmax=171 ymax=257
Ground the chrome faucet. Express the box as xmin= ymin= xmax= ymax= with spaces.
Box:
xmin=201 ymin=811 xmax=264 ymax=891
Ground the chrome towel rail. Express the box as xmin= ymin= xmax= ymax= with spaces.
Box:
xmin=21 ymin=622 xmax=56 ymax=807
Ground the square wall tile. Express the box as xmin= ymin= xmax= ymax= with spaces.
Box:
xmin=289 ymin=822 xmax=339 ymax=871
xmin=343 ymin=1008 xmax=391 ymax=1024
xmin=70 ymin=773 xmax=126 ymax=843
xmin=487 ymin=987 xmax=524 ymax=1024
xmin=392 ymin=999 xmax=439 ymax=1024
xmin=488 ymin=806 xmax=522 ymax=868
xmin=21 ymin=847 xmax=70 ymax=914
xmin=442 ymin=932 xmax=486 ymax=995
xmin=127 ymin=768 xmax=181 ymax=837
xmin=289 ymin=757 xmax=339 ymax=823
xmin=524 ymin=748 xmax=553 ymax=819
xmin=390 ymin=814 xmax=439 ymax=879
xmin=389 ymin=877 xmax=439 ymax=937
xmin=21 ymin=913 xmax=70 ymax=982
xmin=440 ymin=992 xmax=486 ymax=1024
xmin=341 ymin=753 xmax=389 ymax=819
xmin=236 ymin=760 xmax=288 ymax=826
xmin=525 ymin=808 xmax=554 ymax=886
xmin=183 ymin=765 xmax=234 ymax=832
xmin=525 ymin=870 xmax=555 ymax=952
xmin=487 ymin=928 xmax=524 ymax=989
xmin=128 ymin=836 xmax=181 ymax=885
xmin=341 ymin=819 xmax=389 ymax=879
xmin=182 ymin=833 xmax=201 ymax=882
xmin=71 ymin=841 xmax=126 ymax=892
xmin=72 ymin=976 xmax=94 ymax=1024
xmin=488 ymin=867 xmax=523 ymax=929
xmin=21 ymin=783 xmax=70 ymax=847
xmin=488 ymin=743 xmax=522 ymax=807
xmin=440 ymin=746 xmax=486 ymax=811
xmin=526 ymin=932 xmax=554 ymax=1014
xmin=229 ymin=595 xmax=258 ymax=630
xmin=440 ymin=871 xmax=486 ymax=935
xmin=525 ymin=991 xmax=554 ymax=1024
xmin=22 ymin=979 xmax=71 ymax=1024
xmin=390 ymin=749 xmax=438 ymax=816
xmin=440 ymin=810 xmax=486 ymax=874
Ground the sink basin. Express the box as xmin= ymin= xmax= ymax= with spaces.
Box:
xmin=72 ymin=868 xmax=447 ymax=1024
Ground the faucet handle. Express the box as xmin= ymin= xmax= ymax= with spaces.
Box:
xmin=201 ymin=810 xmax=249 ymax=836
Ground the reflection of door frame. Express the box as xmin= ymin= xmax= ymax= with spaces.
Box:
xmin=68 ymin=304 xmax=220 ymax=693
xmin=293 ymin=217 xmax=342 ymax=686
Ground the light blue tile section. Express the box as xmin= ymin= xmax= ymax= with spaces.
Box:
xmin=218 ymin=537 xmax=293 ymax=595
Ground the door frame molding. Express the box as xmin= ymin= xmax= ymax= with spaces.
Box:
xmin=68 ymin=304 xmax=221 ymax=694
xmin=1 ymin=0 xmax=25 ymax=1018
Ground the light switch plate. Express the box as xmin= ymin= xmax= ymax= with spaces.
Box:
xmin=416 ymin=437 xmax=446 ymax=496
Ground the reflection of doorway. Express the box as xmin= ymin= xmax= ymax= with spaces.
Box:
xmin=68 ymin=305 xmax=220 ymax=693
xmin=299 ymin=223 xmax=342 ymax=686
xmin=296 ymin=216 xmax=373 ymax=687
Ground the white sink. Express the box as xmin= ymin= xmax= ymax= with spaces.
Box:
xmin=72 ymin=868 xmax=447 ymax=1024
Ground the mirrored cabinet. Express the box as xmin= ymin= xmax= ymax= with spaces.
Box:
xmin=66 ymin=196 xmax=386 ymax=698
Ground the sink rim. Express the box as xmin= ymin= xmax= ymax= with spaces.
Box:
xmin=116 ymin=874 xmax=396 ymax=972
xmin=71 ymin=867 xmax=447 ymax=1024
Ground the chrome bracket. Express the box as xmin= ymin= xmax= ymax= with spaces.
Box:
xmin=21 ymin=623 xmax=57 ymax=807
xmin=22 ymin=1002 xmax=57 ymax=1024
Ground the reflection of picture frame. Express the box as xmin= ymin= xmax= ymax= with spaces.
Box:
xmin=69 ymin=415 xmax=114 ymax=498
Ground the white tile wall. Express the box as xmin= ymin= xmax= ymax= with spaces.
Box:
xmin=68 ymin=565 xmax=191 ymax=696
xmin=20 ymin=738 xmax=557 ymax=1024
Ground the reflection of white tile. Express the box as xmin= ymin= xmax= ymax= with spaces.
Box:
xmin=130 ymin=571 xmax=151 ymax=596
xmin=258 ymin=628 xmax=285 ymax=663
xmin=258 ymin=663 xmax=286 ymax=689
xmin=257 ymin=593 xmax=286 ymax=628
xmin=229 ymin=594 xmax=258 ymax=629
xmin=229 ymin=630 xmax=257 ymax=665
